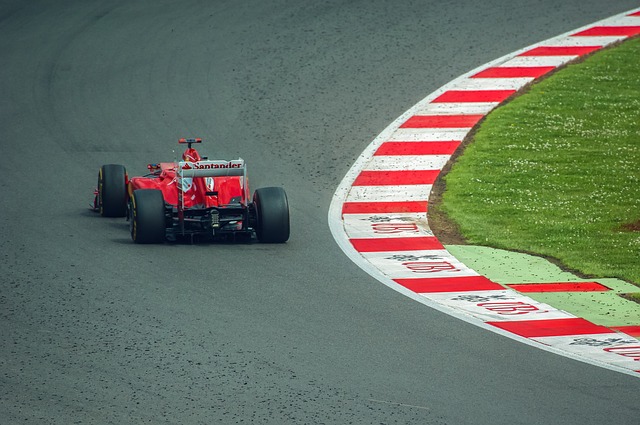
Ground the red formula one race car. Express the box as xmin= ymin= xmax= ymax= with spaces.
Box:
xmin=92 ymin=138 xmax=289 ymax=244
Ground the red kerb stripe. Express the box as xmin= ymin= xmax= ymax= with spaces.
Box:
xmin=394 ymin=276 xmax=503 ymax=293
xmin=433 ymin=90 xmax=516 ymax=103
xmin=519 ymin=46 xmax=601 ymax=56
xmin=374 ymin=141 xmax=460 ymax=156
xmin=573 ymin=26 xmax=640 ymax=37
xmin=342 ymin=201 xmax=427 ymax=214
xmin=611 ymin=326 xmax=640 ymax=337
xmin=353 ymin=170 xmax=440 ymax=186
xmin=350 ymin=236 xmax=444 ymax=252
xmin=472 ymin=66 xmax=556 ymax=78
xmin=488 ymin=318 xmax=612 ymax=338
xmin=400 ymin=115 xmax=484 ymax=128
xmin=507 ymin=282 xmax=610 ymax=293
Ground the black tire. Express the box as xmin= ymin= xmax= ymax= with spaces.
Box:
xmin=130 ymin=189 xmax=166 ymax=244
xmin=253 ymin=187 xmax=290 ymax=243
xmin=99 ymin=164 xmax=127 ymax=217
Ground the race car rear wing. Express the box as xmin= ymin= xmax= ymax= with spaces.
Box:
xmin=177 ymin=159 xmax=250 ymax=212
xmin=178 ymin=159 xmax=245 ymax=178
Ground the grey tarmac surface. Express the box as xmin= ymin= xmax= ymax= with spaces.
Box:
xmin=1 ymin=1 xmax=639 ymax=424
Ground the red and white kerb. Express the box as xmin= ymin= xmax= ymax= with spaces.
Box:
xmin=329 ymin=9 xmax=640 ymax=375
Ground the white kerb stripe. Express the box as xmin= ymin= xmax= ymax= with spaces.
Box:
xmin=548 ymin=35 xmax=627 ymax=46
xmin=425 ymin=290 xmax=574 ymax=322
xmin=346 ymin=184 xmax=432 ymax=203
xmin=388 ymin=129 xmax=469 ymax=141
xmin=364 ymin=155 xmax=450 ymax=171
xmin=344 ymin=213 xmax=430 ymax=234
xmin=415 ymin=102 xmax=499 ymax=115
xmin=600 ymin=15 xmax=640 ymax=26
xmin=450 ymin=77 xmax=533 ymax=90
xmin=343 ymin=214 xmax=434 ymax=239
xmin=363 ymin=252 xmax=479 ymax=279
xmin=533 ymin=334 xmax=640 ymax=369
xmin=502 ymin=56 xmax=580 ymax=67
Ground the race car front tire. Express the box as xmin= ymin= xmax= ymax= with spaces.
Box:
xmin=99 ymin=164 xmax=127 ymax=217
xmin=253 ymin=187 xmax=290 ymax=243
xmin=130 ymin=189 xmax=166 ymax=244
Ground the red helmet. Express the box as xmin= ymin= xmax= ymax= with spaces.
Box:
xmin=182 ymin=147 xmax=201 ymax=162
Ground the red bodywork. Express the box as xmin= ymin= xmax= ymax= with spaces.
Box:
xmin=127 ymin=145 xmax=248 ymax=209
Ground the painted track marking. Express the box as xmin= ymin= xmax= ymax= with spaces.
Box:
xmin=329 ymin=8 xmax=640 ymax=376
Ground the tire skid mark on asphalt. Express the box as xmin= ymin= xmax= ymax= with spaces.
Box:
xmin=329 ymin=8 xmax=640 ymax=376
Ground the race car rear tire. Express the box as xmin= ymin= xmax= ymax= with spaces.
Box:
xmin=130 ymin=189 xmax=166 ymax=244
xmin=99 ymin=164 xmax=127 ymax=217
xmin=253 ymin=187 xmax=290 ymax=243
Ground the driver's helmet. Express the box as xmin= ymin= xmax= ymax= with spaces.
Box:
xmin=182 ymin=147 xmax=201 ymax=162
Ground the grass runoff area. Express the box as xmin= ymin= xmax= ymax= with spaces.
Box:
xmin=435 ymin=36 xmax=640 ymax=288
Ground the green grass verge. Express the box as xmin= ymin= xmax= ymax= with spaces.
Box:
xmin=440 ymin=36 xmax=640 ymax=285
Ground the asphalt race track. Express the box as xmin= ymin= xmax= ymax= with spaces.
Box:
xmin=1 ymin=1 xmax=639 ymax=424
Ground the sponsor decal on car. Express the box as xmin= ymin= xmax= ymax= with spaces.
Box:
xmin=181 ymin=160 xmax=243 ymax=170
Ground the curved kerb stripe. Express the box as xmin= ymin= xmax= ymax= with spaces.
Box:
xmin=328 ymin=8 xmax=640 ymax=376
